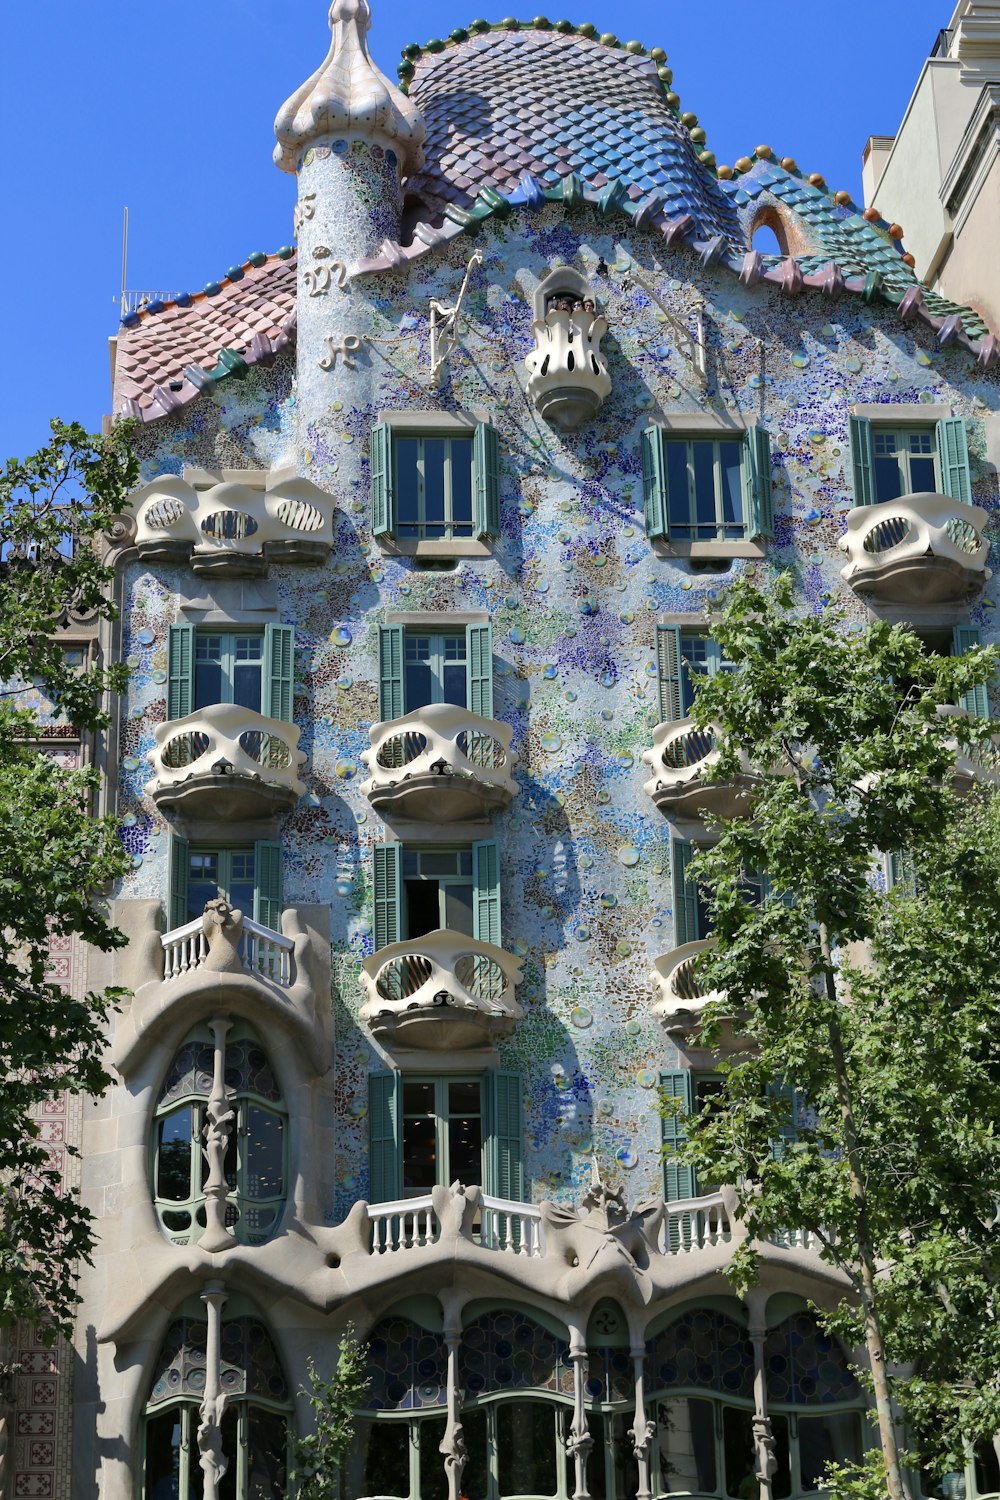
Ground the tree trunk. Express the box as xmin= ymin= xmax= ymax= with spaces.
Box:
xmin=819 ymin=927 xmax=911 ymax=1500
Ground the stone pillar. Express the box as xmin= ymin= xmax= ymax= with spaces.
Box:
xmin=566 ymin=1338 xmax=593 ymax=1500
xmin=440 ymin=1322 xmax=466 ymax=1500
xmin=200 ymin=1018 xmax=236 ymax=1253
xmin=198 ymin=1281 xmax=229 ymax=1500
xmin=630 ymin=1346 xmax=654 ymax=1500
xmin=747 ymin=1301 xmax=776 ymax=1500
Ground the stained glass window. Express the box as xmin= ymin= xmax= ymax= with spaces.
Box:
xmin=764 ymin=1313 xmax=860 ymax=1406
xmin=646 ymin=1310 xmax=755 ymax=1399
xmin=362 ymin=1318 xmax=448 ymax=1411
xmin=459 ymin=1310 xmax=572 ymax=1398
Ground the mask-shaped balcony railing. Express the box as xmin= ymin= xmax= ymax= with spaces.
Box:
xmin=145 ymin=704 xmax=306 ymax=819
xmin=360 ymin=703 xmax=518 ymax=821
xmin=524 ymin=303 xmax=612 ymax=430
xmin=838 ymin=494 xmax=991 ymax=605
xmin=359 ymin=928 xmax=524 ymax=1049
xmin=937 ymin=704 xmax=1000 ymax=794
xmin=130 ymin=470 xmax=336 ymax=576
xmin=643 ymin=720 xmax=753 ymax=821
xmin=651 ymin=939 xmax=730 ymax=1034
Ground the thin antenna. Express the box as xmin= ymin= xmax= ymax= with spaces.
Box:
xmin=120 ymin=207 xmax=129 ymax=313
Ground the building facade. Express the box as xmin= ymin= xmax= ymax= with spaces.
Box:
xmin=11 ymin=2 xmax=1000 ymax=1496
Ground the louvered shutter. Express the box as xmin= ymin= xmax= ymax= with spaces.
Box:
xmin=168 ymin=836 xmax=190 ymax=931
xmin=936 ymin=417 xmax=972 ymax=506
xmin=952 ymin=625 xmax=990 ymax=719
xmin=745 ymin=425 xmax=773 ymax=539
xmin=473 ymin=840 xmax=501 ymax=947
xmin=485 ymin=1072 xmax=524 ymax=1202
xmin=768 ymin=1079 xmax=799 ymax=1161
xmin=167 ymin=623 xmax=195 ymax=721
xmin=370 ymin=422 xmax=395 ymax=537
xmin=378 ymin=625 xmax=405 ymax=721
xmin=848 ymin=415 xmax=876 ymax=507
xmin=671 ymin=839 xmax=701 ymax=947
xmin=473 ymin=423 xmax=502 ymax=540
xmin=263 ymin=624 xmax=295 ymax=722
xmin=656 ymin=625 xmax=684 ymax=723
xmin=641 ymin=426 xmax=669 ymax=540
xmin=253 ymin=840 xmax=283 ymax=931
xmin=368 ymin=1071 xmax=401 ymax=1204
xmin=887 ymin=851 xmax=918 ymax=897
xmin=373 ymin=842 xmax=403 ymax=950
xmin=466 ymin=623 xmax=494 ymax=719
xmin=660 ymin=1070 xmax=696 ymax=1201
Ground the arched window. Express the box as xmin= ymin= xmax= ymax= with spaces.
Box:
xmin=585 ymin=1300 xmax=639 ymax=1500
xmin=141 ymin=1305 xmax=290 ymax=1498
xmin=764 ymin=1312 xmax=864 ymax=1495
xmin=153 ymin=1024 xmax=286 ymax=1246
xmin=350 ymin=1314 xmax=448 ymax=1500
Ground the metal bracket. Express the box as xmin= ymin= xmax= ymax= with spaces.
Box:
xmin=624 ymin=267 xmax=707 ymax=386
xmin=428 ymin=251 xmax=484 ymax=388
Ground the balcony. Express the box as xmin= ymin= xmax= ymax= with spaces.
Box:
xmin=131 ymin=469 xmax=336 ymax=576
xmin=651 ymin=940 xmax=731 ymax=1034
xmin=161 ymin=911 xmax=295 ymax=986
xmin=359 ymin=928 xmax=523 ymax=1049
xmin=938 ymin=704 xmax=1000 ymax=793
xmin=360 ymin=704 xmax=518 ymax=822
xmin=643 ymin=720 xmax=753 ymax=821
xmin=838 ymin=494 xmax=991 ymax=605
xmin=144 ymin=704 xmax=306 ymax=819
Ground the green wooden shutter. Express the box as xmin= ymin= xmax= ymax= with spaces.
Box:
xmin=848 ymin=415 xmax=876 ymax=507
xmin=368 ymin=1071 xmax=401 ymax=1204
xmin=253 ymin=840 xmax=283 ymax=931
xmin=379 ymin=624 xmax=405 ymax=721
xmin=373 ymin=842 xmax=403 ymax=950
xmin=484 ymin=1072 xmax=524 ymax=1201
xmin=641 ymin=426 xmax=669 ymax=540
xmin=744 ymin=425 xmax=773 ymax=539
xmin=671 ymin=839 xmax=701 ymax=947
xmin=167 ymin=623 xmax=195 ymax=721
xmin=473 ymin=423 xmax=502 ymax=540
xmin=768 ymin=1079 xmax=799 ymax=1161
xmin=887 ymin=850 xmax=918 ymax=897
xmin=952 ymin=625 xmax=989 ymax=718
xmin=656 ymin=625 xmax=684 ymax=723
xmin=936 ymin=417 xmax=972 ymax=506
xmin=660 ymin=1070 xmax=696 ymax=1201
xmin=371 ymin=422 xmax=395 ymax=537
xmin=473 ymin=840 xmax=501 ymax=947
xmin=168 ymin=835 xmax=190 ymax=931
xmin=466 ymin=623 xmax=494 ymax=718
xmin=263 ymin=624 xmax=295 ymax=722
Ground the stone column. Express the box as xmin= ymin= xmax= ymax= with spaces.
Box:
xmin=440 ymin=1321 xmax=467 ymax=1500
xmin=747 ymin=1295 xmax=776 ymax=1500
xmin=631 ymin=1345 xmax=654 ymax=1500
xmin=198 ymin=1281 xmax=229 ymax=1500
xmin=200 ymin=1018 xmax=236 ymax=1253
xmin=565 ymin=1337 xmax=593 ymax=1500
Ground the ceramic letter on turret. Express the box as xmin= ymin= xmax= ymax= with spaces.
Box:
xmin=274 ymin=0 xmax=425 ymax=469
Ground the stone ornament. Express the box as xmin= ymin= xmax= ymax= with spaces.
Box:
xmin=145 ymin=704 xmax=307 ymax=821
xmin=838 ymin=492 xmax=991 ymax=605
xmin=273 ymin=0 xmax=425 ymax=175
xmin=525 ymin=266 xmax=612 ymax=429
xmin=359 ymin=927 xmax=524 ymax=1049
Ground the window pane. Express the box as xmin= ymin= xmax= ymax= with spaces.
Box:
xmin=444 ymin=882 xmax=474 ymax=937
xmin=448 ymin=1105 xmax=482 ymax=1186
xmin=423 ymin=440 xmax=447 ymax=537
xmin=692 ymin=444 xmax=717 ymax=535
xmin=910 ymin=452 xmax=937 ymax=493
xmin=497 ymin=1402 xmax=557 ymax=1497
xmin=719 ymin=441 xmax=744 ymax=535
xmin=655 ymin=1397 xmax=716 ymax=1493
xmin=404 ymin=879 xmax=441 ymax=940
xmin=157 ymin=1110 xmax=193 ymax=1201
xmin=419 ymin=851 xmax=463 ymax=877
xmin=402 ymin=1116 xmax=437 ymax=1193
xmin=144 ymin=1409 xmax=183 ymax=1500
xmin=188 ymin=852 xmax=220 ymax=920
xmin=195 ymin=636 xmax=223 ymax=711
xmin=246 ymin=1107 xmax=285 ymax=1200
xmin=405 ymin=636 xmax=434 ymax=711
xmin=233 ymin=653 xmax=263 ymax=714
xmin=451 ymin=441 xmax=474 ymax=532
xmin=362 ymin=1419 xmax=410 ymax=1498
xmin=449 ymin=1081 xmax=481 ymax=1115
xmin=798 ymin=1412 xmax=862 ymax=1491
xmin=976 ymin=1439 xmax=1000 ymax=1495
xmin=463 ymin=1407 xmax=489 ymax=1499
xmin=247 ymin=1407 xmax=288 ymax=1500
xmin=419 ymin=1415 xmax=448 ymax=1499
xmin=403 ymin=1082 xmax=435 ymax=1115
xmin=667 ymin=443 xmax=692 ymax=537
xmin=442 ymin=660 xmax=467 ymax=708
xmin=587 ymin=1412 xmax=607 ymax=1500
xmin=397 ymin=438 xmax=420 ymax=534
xmin=873 ymin=431 xmax=903 ymax=504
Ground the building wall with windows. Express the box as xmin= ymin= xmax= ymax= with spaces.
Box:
xmin=34 ymin=3 xmax=1000 ymax=1498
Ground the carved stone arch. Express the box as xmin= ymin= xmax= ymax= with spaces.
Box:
xmin=747 ymin=200 xmax=811 ymax=258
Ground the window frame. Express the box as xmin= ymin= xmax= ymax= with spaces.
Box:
xmin=379 ymin=619 xmax=493 ymax=722
xmin=168 ymin=835 xmax=283 ymax=933
xmin=193 ymin=628 xmax=265 ymax=711
xmin=656 ymin=625 xmax=732 ymax=724
xmin=394 ymin=433 xmax=476 ymax=541
xmin=167 ymin=621 xmax=295 ymax=722
xmin=849 ymin=409 xmax=972 ymax=508
xmin=641 ymin=422 xmax=772 ymax=555
xmin=400 ymin=1074 xmax=486 ymax=1199
xmin=371 ymin=414 xmax=501 ymax=555
xmin=870 ymin=425 xmax=939 ymax=501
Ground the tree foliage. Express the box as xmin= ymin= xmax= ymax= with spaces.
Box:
xmin=291 ymin=1326 xmax=371 ymax=1499
xmin=0 ymin=420 xmax=137 ymax=1338
xmin=672 ymin=574 xmax=1000 ymax=1494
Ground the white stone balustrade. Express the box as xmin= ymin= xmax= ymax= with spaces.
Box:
xmin=658 ymin=1192 xmax=731 ymax=1252
xmin=643 ymin=719 xmax=754 ymax=820
xmin=367 ymin=1192 xmax=544 ymax=1257
xmin=525 ymin=305 xmax=612 ymax=429
xmin=838 ymin=492 xmax=991 ymax=604
xmin=360 ymin=703 xmax=518 ymax=821
xmin=651 ymin=939 xmax=729 ymax=1032
xmin=130 ymin=468 xmax=336 ymax=575
xmin=360 ymin=928 xmax=523 ymax=1048
xmin=145 ymin=703 xmax=306 ymax=819
xmin=162 ymin=914 xmax=294 ymax=986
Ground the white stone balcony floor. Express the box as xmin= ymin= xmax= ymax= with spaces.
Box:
xmin=359 ymin=927 xmax=523 ymax=1048
xmin=145 ymin=702 xmax=306 ymax=819
xmin=838 ymin=492 xmax=991 ymax=605
xmin=360 ymin=703 xmax=518 ymax=821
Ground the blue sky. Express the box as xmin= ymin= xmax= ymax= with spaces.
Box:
xmin=0 ymin=0 xmax=949 ymax=461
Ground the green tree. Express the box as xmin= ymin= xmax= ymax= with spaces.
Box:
xmin=0 ymin=419 xmax=137 ymax=1338
xmin=670 ymin=574 xmax=1000 ymax=1499
xmin=291 ymin=1325 xmax=370 ymax=1499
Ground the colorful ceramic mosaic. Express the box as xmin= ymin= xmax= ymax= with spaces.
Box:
xmin=364 ymin=1318 xmax=449 ymax=1410
xmin=646 ymin=1311 xmax=755 ymax=1398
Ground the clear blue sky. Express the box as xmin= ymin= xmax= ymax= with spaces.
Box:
xmin=0 ymin=0 xmax=949 ymax=461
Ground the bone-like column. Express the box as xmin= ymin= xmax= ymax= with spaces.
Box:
xmin=749 ymin=1320 xmax=777 ymax=1500
xmin=198 ymin=1280 xmax=229 ymax=1500
xmin=200 ymin=1018 xmax=236 ymax=1253
xmin=440 ymin=1321 xmax=467 ymax=1500
xmin=566 ymin=1338 xmax=593 ymax=1500
xmin=631 ymin=1345 xmax=655 ymax=1500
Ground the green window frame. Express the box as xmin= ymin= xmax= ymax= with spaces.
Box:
xmin=370 ymin=421 xmax=501 ymax=542
xmin=371 ymin=839 xmax=500 ymax=949
xmin=641 ymin=425 xmax=772 ymax=543
xmin=849 ymin=414 xmax=972 ymax=507
xmin=367 ymin=1070 xmax=524 ymax=1204
xmin=671 ymin=837 xmax=708 ymax=947
xmin=168 ymin=835 xmax=283 ymax=931
xmin=656 ymin=626 xmax=732 ymax=723
xmin=167 ymin=622 xmax=295 ymax=721
xmin=379 ymin=621 xmax=494 ymax=720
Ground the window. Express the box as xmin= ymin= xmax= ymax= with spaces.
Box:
xmin=849 ymin=414 xmax=971 ymax=507
xmin=153 ymin=1025 xmax=286 ymax=1246
xmin=166 ymin=621 xmax=294 ymax=720
xmin=378 ymin=621 xmax=493 ymax=720
xmin=660 ymin=1069 xmax=725 ymax=1203
xmin=656 ymin=625 xmax=733 ymax=723
xmin=372 ymin=840 xmax=500 ymax=950
xmin=368 ymin=1071 xmax=523 ymax=1203
xmin=371 ymin=421 xmax=501 ymax=543
xmin=168 ymin=835 xmax=282 ymax=931
xmin=142 ymin=1306 xmax=290 ymax=1499
xmin=671 ymin=837 xmax=713 ymax=948
xmin=641 ymin=425 xmax=772 ymax=544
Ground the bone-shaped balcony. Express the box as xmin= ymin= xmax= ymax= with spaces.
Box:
xmin=643 ymin=720 xmax=753 ymax=821
xmin=651 ymin=940 xmax=731 ymax=1034
xmin=145 ymin=704 xmax=306 ymax=819
xmin=838 ymin=493 xmax=991 ymax=605
xmin=359 ymin=928 xmax=524 ymax=1049
xmin=360 ymin=704 xmax=517 ymax=822
xmin=130 ymin=470 xmax=336 ymax=576
xmin=937 ymin=704 xmax=1000 ymax=794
